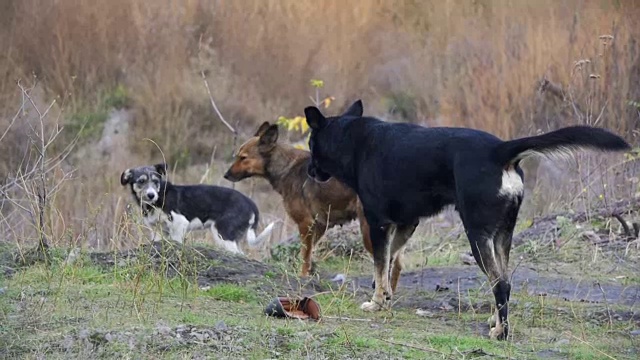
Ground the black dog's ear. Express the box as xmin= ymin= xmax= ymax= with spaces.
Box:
xmin=120 ymin=169 xmax=132 ymax=186
xmin=254 ymin=121 xmax=271 ymax=137
xmin=342 ymin=99 xmax=363 ymax=118
xmin=259 ymin=124 xmax=279 ymax=150
xmin=154 ymin=163 xmax=168 ymax=176
xmin=304 ymin=106 xmax=327 ymax=130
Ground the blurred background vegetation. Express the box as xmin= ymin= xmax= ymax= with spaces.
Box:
xmin=0 ymin=0 xmax=639 ymax=249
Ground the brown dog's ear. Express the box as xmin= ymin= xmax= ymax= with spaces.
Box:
xmin=259 ymin=124 xmax=279 ymax=150
xmin=255 ymin=121 xmax=271 ymax=137
xmin=154 ymin=163 xmax=168 ymax=176
xmin=120 ymin=169 xmax=132 ymax=185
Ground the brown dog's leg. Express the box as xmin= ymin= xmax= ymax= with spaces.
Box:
xmin=357 ymin=201 xmax=378 ymax=288
xmin=298 ymin=220 xmax=325 ymax=277
xmin=357 ymin=201 xmax=373 ymax=256
xmin=389 ymin=222 xmax=418 ymax=293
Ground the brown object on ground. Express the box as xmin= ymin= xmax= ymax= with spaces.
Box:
xmin=264 ymin=296 xmax=321 ymax=321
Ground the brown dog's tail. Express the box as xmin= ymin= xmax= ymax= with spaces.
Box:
xmin=492 ymin=126 xmax=631 ymax=167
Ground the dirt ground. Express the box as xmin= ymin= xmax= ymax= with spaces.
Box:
xmin=87 ymin=237 xmax=640 ymax=323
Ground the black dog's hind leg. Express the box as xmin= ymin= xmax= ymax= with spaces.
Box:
xmin=361 ymin=222 xmax=394 ymax=311
xmin=458 ymin=192 xmax=520 ymax=340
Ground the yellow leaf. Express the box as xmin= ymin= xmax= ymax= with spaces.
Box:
xmin=287 ymin=120 xmax=297 ymax=132
xmin=322 ymin=96 xmax=335 ymax=109
xmin=300 ymin=117 xmax=309 ymax=134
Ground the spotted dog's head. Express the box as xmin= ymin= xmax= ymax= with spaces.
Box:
xmin=120 ymin=163 xmax=168 ymax=206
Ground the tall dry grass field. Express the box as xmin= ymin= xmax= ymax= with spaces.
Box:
xmin=0 ymin=0 xmax=639 ymax=251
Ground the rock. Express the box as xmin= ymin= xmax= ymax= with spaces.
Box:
xmin=630 ymin=329 xmax=640 ymax=336
xmin=460 ymin=252 xmax=476 ymax=265
xmin=156 ymin=325 xmax=173 ymax=336
xmin=78 ymin=329 xmax=91 ymax=340
xmin=580 ymin=230 xmax=602 ymax=243
xmin=215 ymin=320 xmax=228 ymax=331
xmin=439 ymin=300 xmax=454 ymax=311
xmin=331 ymin=274 xmax=346 ymax=283
xmin=415 ymin=309 xmax=434 ymax=317
xmin=192 ymin=332 xmax=205 ymax=341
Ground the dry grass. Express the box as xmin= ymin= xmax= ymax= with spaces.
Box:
xmin=0 ymin=0 xmax=639 ymax=250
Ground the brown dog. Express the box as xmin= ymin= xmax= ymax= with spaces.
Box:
xmin=223 ymin=122 xmax=394 ymax=281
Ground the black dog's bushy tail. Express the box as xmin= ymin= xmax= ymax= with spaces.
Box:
xmin=493 ymin=125 xmax=631 ymax=166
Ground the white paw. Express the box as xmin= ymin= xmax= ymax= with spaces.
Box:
xmin=489 ymin=325 xmax=504 ymax=340
xmin=360 ymin=301 xmax=383 ymax=312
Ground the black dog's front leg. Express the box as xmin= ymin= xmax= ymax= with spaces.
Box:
xmin=361 ymin=223 xmax=394 ymax=311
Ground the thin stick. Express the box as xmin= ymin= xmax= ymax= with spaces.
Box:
xmin=197 ymin=34 xmax=236 ymax=135
xmin=323 ymin=316 xmax=372 ymax=322
xmin=200 ymin=70 xmax=236 ymax=135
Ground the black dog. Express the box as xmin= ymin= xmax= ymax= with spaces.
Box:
xmin=305 ymin=100 xmax=630 ymax=340
xmin=120 ymin=163 xmax=274 ymax=253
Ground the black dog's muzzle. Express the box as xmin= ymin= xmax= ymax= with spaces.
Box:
xmin=307 ymin=163 xmax=332 ymax=183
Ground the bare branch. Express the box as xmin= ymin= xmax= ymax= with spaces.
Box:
xmin=200 ymin=70 xmax=236 ymax=134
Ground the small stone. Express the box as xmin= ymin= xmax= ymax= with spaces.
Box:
xmin=439 ymin=301 xmax=454 ymax=311
xmin=580 ymin=230 xmax=602 ymax=243
xmin=331 ymin=274 xmax=346 ymax=283
xmin=630 ymin=329 xmax=640 ymax=336
xmin=0 ymin=287 xmax=5 ymax=295
xmin=78 ymin=329 xmax=90 ymax=340
xmin=156 ymin=325 xmax=172 ymax=336
xmin=460 ymin=252 xmax=477 ymax=265
xmin=215 ymin=320 xmax=228 ymax=331
xmin=415 ymin=309 xmax=434 ymax=317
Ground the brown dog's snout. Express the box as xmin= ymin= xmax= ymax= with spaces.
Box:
xmin=223 ymin=169 xmax=238 ymax=182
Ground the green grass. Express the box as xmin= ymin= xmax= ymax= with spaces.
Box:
xmin=1 ymin=240 xmax=638 ymax=360
xmin=201 ymin=283 xmax=257 ymax=303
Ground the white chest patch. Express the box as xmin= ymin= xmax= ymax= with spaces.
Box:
xmin=168 ymin=211 xmax=215 ymax=231
xmin=499 ymin=169 xmax=524 ymax=197
xmin=143 ymin=210 xmax=170 ymax=227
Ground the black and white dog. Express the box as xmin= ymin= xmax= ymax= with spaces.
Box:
xmin=120 ymin=163 xmax=274 ymax=253
xmin=305 ymin=100 xmax=630 ymax=340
